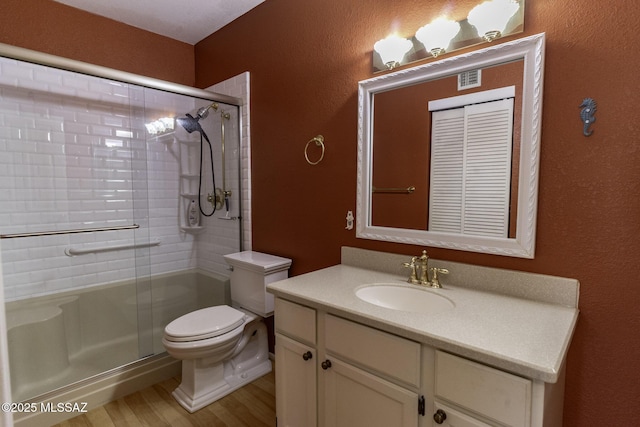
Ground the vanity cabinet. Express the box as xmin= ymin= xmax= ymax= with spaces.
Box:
xmin=274 ymin=297 xmax=565 ymax=427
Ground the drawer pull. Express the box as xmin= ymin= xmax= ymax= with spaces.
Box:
xmin=433 ymin=409 xmax=447 ymax=424
xmin=321 ymin=359 xmax=332 ymax=370
xmin=302 ymin=351 xmax=313 ymax=361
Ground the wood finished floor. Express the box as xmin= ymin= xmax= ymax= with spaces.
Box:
xmin=52 ymin=369 xmax=276 ymax=427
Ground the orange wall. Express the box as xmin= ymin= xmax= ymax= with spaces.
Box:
xmin=195 ymin=0 xmax=640 ymax=425
xmin=0 ymin=0 xmax=195 ymax=85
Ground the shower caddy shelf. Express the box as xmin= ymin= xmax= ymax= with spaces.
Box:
xmin=180 ymin=193 xmax=200 ymax=199
xmin=180 ymin=225 xmax=205 ymax=233
xmin=152 ymin=133 xmax=204 ymax=234
xmin=176 ymin=136 xmax=207 ymax=234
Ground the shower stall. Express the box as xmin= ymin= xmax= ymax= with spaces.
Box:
xmin=0 ymin=44 xmax=246 ymax=424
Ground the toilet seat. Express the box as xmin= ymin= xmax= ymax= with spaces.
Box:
xmin=164 ymin=305 xmax=245 ymax=342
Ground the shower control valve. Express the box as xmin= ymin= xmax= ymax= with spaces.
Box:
xmin=207 ymin=191 xmax=223 ymax=210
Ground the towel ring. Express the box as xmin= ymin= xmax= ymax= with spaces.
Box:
xmin=305 ymin=135 xmax=325 ymax=165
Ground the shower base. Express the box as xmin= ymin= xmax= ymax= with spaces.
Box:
xmin=5 ymin=269 xmax=229 ymax=426
xmin=14 ymin=333 xmax=139 ymax=401
xmin=14 ymin=353 xmax=180 ymax=427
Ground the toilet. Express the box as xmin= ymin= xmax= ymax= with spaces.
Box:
xmin=162 ymin=251 xmax=292 ymax=413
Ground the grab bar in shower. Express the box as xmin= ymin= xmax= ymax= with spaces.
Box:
xmin=65 ymin=239 xmax=161 ymax=256
xmin=0 ymin=224 xmax=140 ymax=239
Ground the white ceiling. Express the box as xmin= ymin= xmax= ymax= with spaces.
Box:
xmin=53 ymin=0 xmax=265 ymax=44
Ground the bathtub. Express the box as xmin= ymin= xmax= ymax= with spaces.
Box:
xmin=5 ymin=269 xmax=229 ymax=426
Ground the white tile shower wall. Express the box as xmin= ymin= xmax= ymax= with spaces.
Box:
xmin=197 ymin=72 xmax=252 ymax=274
xmin=0 ymin=57 xmax=202 ymax=300
xmin=0 ymin=57 xmax=251 ymax=300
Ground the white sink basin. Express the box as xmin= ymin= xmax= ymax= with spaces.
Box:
xmin=355 ymin=284 xmax=454 ymax=314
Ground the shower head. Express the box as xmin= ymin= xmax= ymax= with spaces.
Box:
xmin=176 ymin=113 xmax=201 ymax=134
xmin=176 ymin=113 xmax=211 ymax=143
xmin=196 ymin=102 xmax=219 ymax=120
xmin=176 ymin=103 xmax=218 ymax=132
xmin=177 ymin=102 xmax=218 ymax=140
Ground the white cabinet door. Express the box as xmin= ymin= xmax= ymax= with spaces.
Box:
xmin=322 ymin=357 xmax=419 ymax=427
xmin=275 ymin=333 xmax=317 ymax=427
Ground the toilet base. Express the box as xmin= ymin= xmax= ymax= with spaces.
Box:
xmin=170 ymin=318 xmax=272 ymax=413
xmin=172 ymin=358 xmax=272 ymax=413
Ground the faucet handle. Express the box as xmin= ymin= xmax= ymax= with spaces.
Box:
xmin=429 ymin=267 xmax=449 ymax=288
xmin=403 ymin=257 xmax=419 ymax=284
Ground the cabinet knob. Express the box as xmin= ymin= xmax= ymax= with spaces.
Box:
xmin=321 ymin=359 xmax=332 ymax=370
xmin=302 ymin=351 xmax=313 ymax=361
xmin=433 ymin=409 xmax=447 ymax=424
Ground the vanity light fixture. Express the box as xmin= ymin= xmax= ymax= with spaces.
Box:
xmin=373 ymin=34 xmax=413 ymax=70
xmin=371 ymin=0 xmax=524 ymax=72
xmin=467 ymin=0 xmax=521 ymax=42
xmin=415 ymin=17 xmax=461 ymax=58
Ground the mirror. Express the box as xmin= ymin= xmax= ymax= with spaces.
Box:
xmin=357 ymin=33 xmax=545 ymax=258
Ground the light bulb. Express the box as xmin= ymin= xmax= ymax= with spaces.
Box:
xmin=468 ymin=0 xmax=520 ymax=42
xmin=374 ymin=34 xmax=413 ymax=69
xmin=415 ymin=17 xmax=461 ymax=57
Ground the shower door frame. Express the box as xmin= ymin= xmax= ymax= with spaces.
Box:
xmin=0 ymin=41 xmax=245 ymax=409
xmin=0 ymin=42 xmax=242 ymax=108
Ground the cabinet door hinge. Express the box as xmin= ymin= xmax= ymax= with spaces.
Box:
xmin=418 ymin=395 xmax=425 ymax=416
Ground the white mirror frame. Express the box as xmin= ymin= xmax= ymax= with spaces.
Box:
xmin=357 ymin=33 xmax=545 ymax=258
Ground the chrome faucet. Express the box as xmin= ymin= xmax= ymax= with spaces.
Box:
xmin=403 ymin=250 xmax=449 ymax=288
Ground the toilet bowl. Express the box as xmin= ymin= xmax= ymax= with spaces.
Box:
xmin=162 ymin=251 xmax=292 ymax=413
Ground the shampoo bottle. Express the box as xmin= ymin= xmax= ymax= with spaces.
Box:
xmin=187 ymin=199 xmax=199 ymax=227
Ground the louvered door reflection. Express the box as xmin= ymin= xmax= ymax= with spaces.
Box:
xmin=429 ymin=98 xmax=514 ymax=237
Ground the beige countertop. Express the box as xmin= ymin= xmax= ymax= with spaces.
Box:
xmin=267 ymin=250 xmax=579 ymax=383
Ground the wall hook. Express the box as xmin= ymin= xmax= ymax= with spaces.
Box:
xmin=579 ymin=98 xmax=597 ymax=136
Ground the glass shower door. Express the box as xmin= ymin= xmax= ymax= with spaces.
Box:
xmin=0 ymin=57 xmax=154 ymax=401
xmin=0 ymin=52 xmax=244 ymax=405
xmin=141 ymin=86 xmax=243 ymax=354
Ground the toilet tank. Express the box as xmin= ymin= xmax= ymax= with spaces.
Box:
xmin=223 ymin=251 xmax=292 ymax=317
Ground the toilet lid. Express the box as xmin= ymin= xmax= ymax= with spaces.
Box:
xmin=164 ymin=305 xmax=245 ymax=342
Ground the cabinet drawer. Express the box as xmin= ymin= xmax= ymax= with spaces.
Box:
xmin=324 ymin=314 xmax=420 ymax=388
xmin=275 ymin=298 xmax=316 ymax=345
xmin=435 ymin=351 xmax=532 ymax=427
xmin=434 ymin=401 xmax=492 ymax=427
